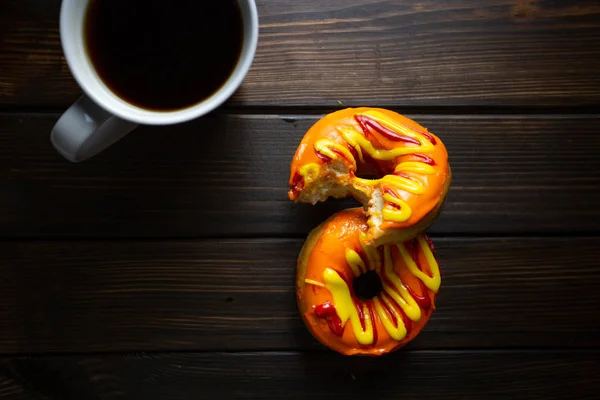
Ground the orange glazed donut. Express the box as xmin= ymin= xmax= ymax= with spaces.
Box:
xmin=296 ymin=208 xmax=441 ymax=356
xmin=288 ymin=107 xmax=451 ymax=245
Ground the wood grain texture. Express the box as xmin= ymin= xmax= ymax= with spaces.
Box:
xmin=0 ymin=360 xmax=41 ymax=399
xmin=0 ymin=375 xmax=28 ymax=399
xmin=1 ymin=114 xmax=599 ymax=239
xmin=2 ymin=351 xmax=599 ymax=399
xmin=1 ymin=0 xmax=600 ymax=108
xmin=1 ymin=237 xmax=599 ymax=354
xmin=2 ymin=1 xmax=598 ymax=396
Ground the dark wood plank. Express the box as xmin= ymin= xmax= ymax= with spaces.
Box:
xmin=1 ymin=114 xmax=599 ymax=238
xmin=1 ymin=0 xmax=600 ymax=108
xmin=1 ymin=237 xmax=599 ymax=353
xmin=0 ymin=361 xmax=40 ymax=399
xmin=3 ymin=351 xmax=599 ymax=399
xmin=0 ymin=377 xmax=28 ymax=399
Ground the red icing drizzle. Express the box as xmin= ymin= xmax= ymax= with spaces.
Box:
xmin=330 ymin=146 xmax=354 ymax=164
xmin=314 ymin=144 xmax=355 ymax=166
xmin=399 ymin=302 xmax=413 ymax=335
xmin=379 ymin=261 xmax=404 ymax=302
xmin=406 ymin=237 xmax=436 ymax=281
xmin=313 ymin=239 xmax=439 ymax=344
xmin=393 ymin=171 xmax=411 ymax=179
xmin=379 ymin=291 xmax=398 ymax=327
xmin=290 ymin=172 xmax=303 ymax=198
xmin=423 ymin=235 xmax=442 ymax=276
xmin=382 ymin=187 xmax=402 ymax=210
xmin=323 ymin=268 xmax=380 ymax=346
xmin=381 ymin=291 xmax=413 ymax=335
xmin=367 ymin=301 xmax=378 ymax=345
xmin=340 ymin=271 xmax=372 ymax=338
xmin=347 ymin=143 xmax=360 ymax=161
xmin=339 ymin=270 xmax=354 ymax=290
xmin=355 ymin=299 xmax=366 ymax=331
xmin=404 ymin=238 xmax=433 ymax=310
xmin=354 ymin=115 xmax=421 ymax=145
xmin=405 ymin=239 xmax=420 ymax=268
xmin=406 ymin=281 xmax=432 ymax=311
xmin=314 ymin=302 xmax=344 ymax=337
xmin=396 ymin=121 xmax=437 ymax=145
xmin=410 ymin=153 xmax=436 ymax=166
xmin=378 ymin=248 xmax=419 ymax=337
xmin=315 ymin=150 xmax=331 ymax=163
xmin=383 ymin=187 xmax=399 ymax=197
xmin=424 ymin=235 xmax=436 ymax=253
xmin=355 ymin=115 xmax=371 ymax=138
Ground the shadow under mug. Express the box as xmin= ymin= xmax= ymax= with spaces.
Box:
xmin=51 ymin=0 xmax=259 ymax=163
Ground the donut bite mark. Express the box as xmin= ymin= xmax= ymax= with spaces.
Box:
xmin=288 ymin=107 xmax=451 ymax=246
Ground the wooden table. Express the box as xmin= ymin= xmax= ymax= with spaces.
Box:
xmin=1 ymin=0 xmax=600 ymax=398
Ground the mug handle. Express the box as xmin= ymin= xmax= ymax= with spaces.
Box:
xmin=51 ymin=95 xmax=138 ymax=162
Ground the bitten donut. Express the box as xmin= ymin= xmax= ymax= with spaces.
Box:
xmin=288 ymin=107 xmax=451 ymax=245
xmin=296 ymin=208 xmax=441 ymax=356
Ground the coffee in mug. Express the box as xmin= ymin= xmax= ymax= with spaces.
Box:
xmin=84 ymin=1 xmax=244 ymax=111
xmin=51 ymin=0 xmax=258 ymax=162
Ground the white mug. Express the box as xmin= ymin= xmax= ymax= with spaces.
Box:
xmin=52 ymin=0 xmax=259 ymax=163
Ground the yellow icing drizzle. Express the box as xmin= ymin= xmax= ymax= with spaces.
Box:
xmin=299 ymin=163 xmax=320 ymax=181
xmin=338 ymin=111 xmax=435 ymax=161
xmin=382 ymin=194 xmax=412 ymax=222
xmin=345 ymin=248 xmax=367 ymax=276
xmin=314 ymin=139 xmax=357 ymax=167
xmin=354 ymin=144 xmax=365 ymax=164
xmin=354 ymin=174 xmax=424 ymax=194
xmin=373 ymin=297 xmax=407 ymax=341
xmin=380 ymin=245 xmax=422 ymax=322
xmin=340 ymin=130 xmax=420 ymax=160
xmin=380 ymin=175 xmax=424 ymax=194
xmin=395 ymin=162 xmax=435 ymax=175
xmin=398 ymin=236 xmax=441 ymax=292
xmin=362 ymin=110 xmax=435 ymax=148
xmin=348 ymin=111 xmax=435 ymax=223
xmin=311 ymin=112 xmax=437 ymax=225
xmin=353 ymin=174 xmax=426 ymax=223
xmin=323 ymin=268 xmax=374 ymax=345
xmin=320 ymin=235 xmax=441 ymax=346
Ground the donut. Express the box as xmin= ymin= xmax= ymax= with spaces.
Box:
xmin=296 ymin=208 xmax=441 ymax=356
xmin=288 ymin=107 xmax=451 ymax=246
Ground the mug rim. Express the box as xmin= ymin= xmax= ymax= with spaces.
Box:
xmin=60 ymin=0 xmax=259 ymax=126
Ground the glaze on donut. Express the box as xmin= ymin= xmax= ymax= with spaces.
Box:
xmin=296 ymin=208 xmax=441 ymax=356
xmin=288 ymin=107 xmax=451 ymax=245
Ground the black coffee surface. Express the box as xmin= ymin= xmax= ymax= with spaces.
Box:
xmin=84 ymin=0 xmax=244 ymax=111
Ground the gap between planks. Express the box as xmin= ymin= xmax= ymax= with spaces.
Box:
xmin=0 ymin=105 xmax=599 ymax=118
